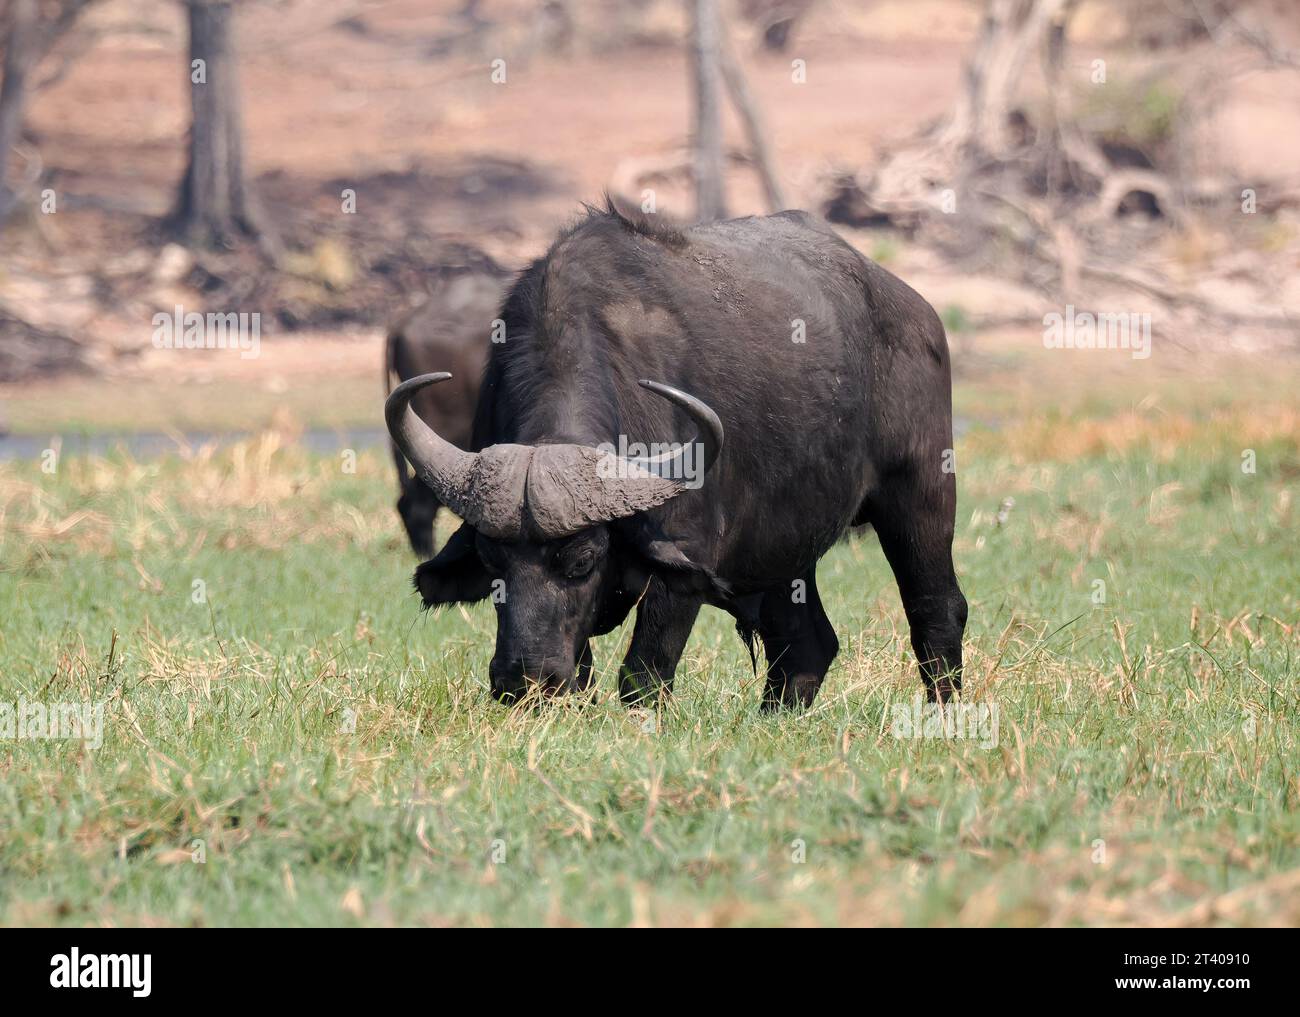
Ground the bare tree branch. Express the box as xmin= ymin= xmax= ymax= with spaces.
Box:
xmin=717 ymin=10 xmax=785 ymax=212
xmin=690 ymin=0 xmax=727 ymax=222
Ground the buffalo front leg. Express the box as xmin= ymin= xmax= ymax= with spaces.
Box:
xmin=397 ymin=478 xmax=441 ymax=559
xmin=618 ymin=578 xmax=702 ymax=707
xmin=865 ymin=471 xmax=967 ymax=703
xmin=758 ymin=566 xmax=840 ymax=710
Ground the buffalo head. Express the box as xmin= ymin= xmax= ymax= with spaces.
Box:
xmin=385 ymin=373 xmax=724 ymax=701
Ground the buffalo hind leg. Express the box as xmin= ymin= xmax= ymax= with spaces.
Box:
xmin=398 ymin=478 xmax=441 ymax=558
xmin=619 ymin=578 xmax=702 ymax=707
xmin=865 ymin=474 xmax=967 ymax=703
xmin=758 ymin=566 xmax=840 ymax=711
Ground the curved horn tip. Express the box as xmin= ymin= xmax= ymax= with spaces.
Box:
xmin=383 ymin=371 xmax=482 ymax=525
xmin=634 ymin=378 xmax=724 ymax=476
xmin=393 ymin=372 xmax=453 ymax=398
xmin=385 ymin=372 xmax=453 ymax=419
xmin=637 ymin=379 xmax=721 ymax=427
xmin=638 ymin=379 xmax=705 ymax=404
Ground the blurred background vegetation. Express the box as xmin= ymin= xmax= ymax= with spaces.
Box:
xmin=0 ymin=0 xmax=1296 ymax=436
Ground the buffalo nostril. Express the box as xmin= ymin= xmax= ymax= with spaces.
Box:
xmin=490 ymin=683 xmax=522 ymax=704
xmin=491 ymin=657 xmax=575 ymax=702
xmin=520 ymin=660 xmax=574 ymax=691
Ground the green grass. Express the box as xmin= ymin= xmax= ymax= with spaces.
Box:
xmin=0 ymin=371 xmax=381 ymax=436
xmin=0 ymin=389 xmax=1297 ymax=926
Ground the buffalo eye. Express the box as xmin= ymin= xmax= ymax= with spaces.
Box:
xmin=561 ymin=546 xmax=596 ymax=580
xmin=554 ymin=534 xmax=604 ymax=580
xmin=551 ymin=529 xmax=608 ymax=580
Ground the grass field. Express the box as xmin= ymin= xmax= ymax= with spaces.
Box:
xmin=1 ymin=360 xmax=1297 ymax=926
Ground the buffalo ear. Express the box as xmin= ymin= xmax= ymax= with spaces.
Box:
xmin=414 ymin=523 xmax=493 ymax=608
xmin=615 ymin=517 xmax=732 ymax=601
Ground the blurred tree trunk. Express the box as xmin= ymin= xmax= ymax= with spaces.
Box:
xmin=172 ymin=0 xmax=274 ymax=250
xmin=938 ymin=0 xmax=1071 ymax=157
xmin=690 ymin=0 xmax=726 ymax=221
xmin=830 ymin=0 xmax=1077 ymax=227
xmin=1 ymin=1 xmax=108 ymax=227
xmin=718 ymin=20 xmax=785 ymax=212
xmin=0 ymin=0 xmax=38 ymax=223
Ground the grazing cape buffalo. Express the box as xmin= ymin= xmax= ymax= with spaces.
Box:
xmin=385 ymin=203 xmax=966 ymax=708
xmin=385 ymin=272 xmax=503 ymax=557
